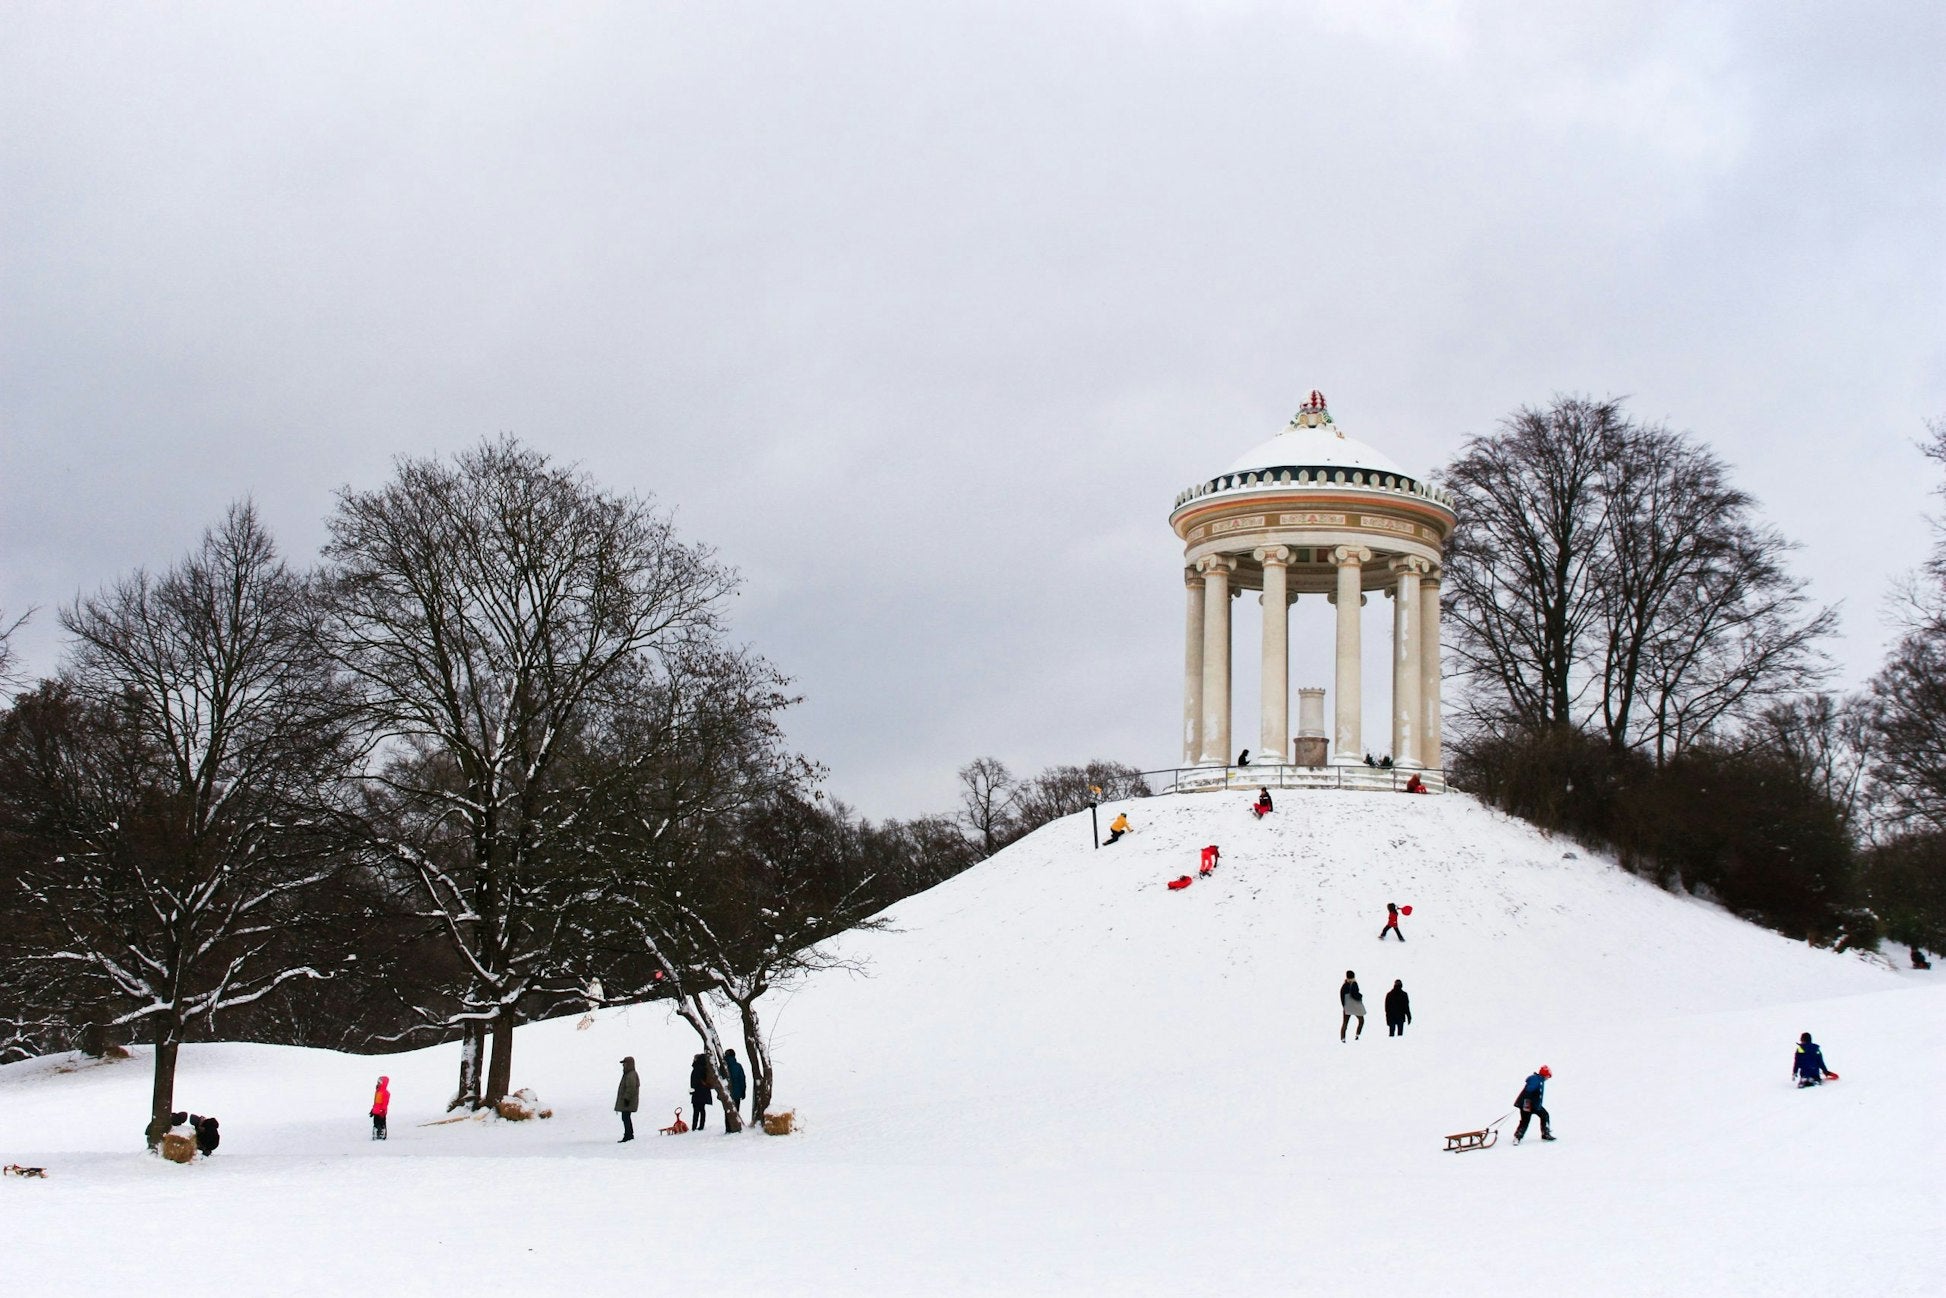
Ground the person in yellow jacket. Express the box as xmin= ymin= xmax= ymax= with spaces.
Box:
xmin=1103 ymin=812 xmax=1132 ymax=846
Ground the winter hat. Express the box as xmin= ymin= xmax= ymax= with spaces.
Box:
xmin=621 ymin=1056 xmax=635 ymax=1067
xmin=1799 ymin=1032 xmax=1813 ymax=1044
xmin=1537 ymin=1065 xmax=1553 ymax=1079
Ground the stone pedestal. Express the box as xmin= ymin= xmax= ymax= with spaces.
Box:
xmin=1294 ymin=686 xmax=1327 ymax=766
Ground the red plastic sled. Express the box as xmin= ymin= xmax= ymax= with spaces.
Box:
xmin=1167 ymin=875 xmax=1194 ymax=891
xmin=1400 ymin=905 xmax=1413 ymax=916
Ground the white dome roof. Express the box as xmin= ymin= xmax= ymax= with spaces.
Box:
xmin=1225 ymin=426 xmax=1409 ymax=480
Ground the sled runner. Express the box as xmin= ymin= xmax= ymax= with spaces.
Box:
xmin=1443 ymin=1127 xmax=1498 ymax=1153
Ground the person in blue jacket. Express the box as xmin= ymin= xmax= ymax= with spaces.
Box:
xmin=1513 ymin=1065 xmax=1555 ymax=1143
xmin=1794 ymin=1033 xmax=1836 ymax=1087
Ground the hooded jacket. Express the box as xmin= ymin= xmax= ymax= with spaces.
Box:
xmin=370 ymin=1077 xmax=391 ymax=1117
xmin=725 ymin=1053 xmax=747 ymax=1101
xmin=615 ymin=1060 xmax=640 ymax=1113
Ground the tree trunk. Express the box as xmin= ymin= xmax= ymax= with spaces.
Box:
xmin=449 ymin=1021 xmax=484 ymax=1111
xmin=145 ymin=1021 xmax=181 ymax=1149
xmin=737 ymin=997 xmax=774 ymax=1122
xmin=483 ymin=1006 xmax=516 ymax=1106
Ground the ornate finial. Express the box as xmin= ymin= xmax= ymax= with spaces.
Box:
xmin=1288 ymin=390 xmax=1334 ymax=431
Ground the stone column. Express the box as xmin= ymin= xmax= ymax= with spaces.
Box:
xmin=1198 ymin=555 xmax=1236 ymax=766
xmin=1391 ymin=557 xmax=1427 ymax=769
xmin=1419 ymin=570 xmax=1443 ymax=770
xmin=1329 ymin=545 xmax=1370 ymax=765
xmin=1255 ymin=545 xmax=1292 ymax=764
xmin=1182 ymin=570 xmax=1205 ymax=765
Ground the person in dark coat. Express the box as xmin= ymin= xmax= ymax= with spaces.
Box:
xmin=1513 ymin=1066 xmax=1555 ymax=1143
xmin=189 ymin=1114 xmax=220 ymax=1156
xmin=615 ymin=1056 xmax=640 ymax=1142
xmin=1384 ymin=980 xmax=1411 ymax=1037
xmin=1339 ymin=971 xmax=1366 ymax=1042
xmin=724 ymin=1049 xmax=748 ymax=1122
xmin=1379 ymin=901 xmax=1405 ymax=941
xmin=1251 ymin=787 xmax=1273 ymax=818
xmin=1794 ymin=1033 xmax=1836 ymax=1087
xmin=1236 ymin=749 xmax=1251 ymax=766
xmin=689 ymin=1053 xmax=713 ymax=1131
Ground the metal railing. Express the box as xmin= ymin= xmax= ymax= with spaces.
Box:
xmin=1133 ymin=764 xmax=1447 ymax=796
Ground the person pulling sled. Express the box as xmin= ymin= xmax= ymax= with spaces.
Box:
xmin=1513 ymin=1066 xmax=1554 ymax=1143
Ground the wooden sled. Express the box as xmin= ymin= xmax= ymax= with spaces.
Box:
xmin=1444 ymin=1127 xmax=1498 ymax=1153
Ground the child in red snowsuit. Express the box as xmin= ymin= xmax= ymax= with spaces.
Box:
xmin=1379 ymin=902 xmax=1404 ymax=941
xmin=370 ymin=1076 xmax=391 ymax=1140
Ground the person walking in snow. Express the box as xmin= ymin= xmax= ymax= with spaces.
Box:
xmin=1384 ymin=980 xmax=1411 ymax=1037
xmin=689 ymin=1053 xmax=714 ymax=1131
xmin=1512 ymin=1065 xmax=1555 ymax=1143
xmin=615 ymin=1056 xmax=640 ymax=1142
xmin=1379 ymin=901 xmax=1405 ymax=941
xmin=369 ymin=1075 xmax=391 ymax=1141
xmin=1793 ymin=1033 xmax=1837 ymax=1088
xmin=1339 ymin=971 xmax=1366 ymax=1041
xmin=1103 ymin=812 xmax=1131 ymax=845
xmin=724 ymin=1048 xmax=748 ymax=1122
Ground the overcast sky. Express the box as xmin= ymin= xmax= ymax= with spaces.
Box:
xmin=3 ymin=1 xmax=1942 ymax=819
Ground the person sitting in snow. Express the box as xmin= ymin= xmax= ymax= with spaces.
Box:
xmin=1793 ymin=1033 xmax=1837 ymax=1088
xmin=1251 ymin=787 xmax=1273 ymax=818
xmin=1384 ymin=980 xmax=1411 ymax=1037
xmin=689 ymin=1053 xmax=714 ymax=1131
xmin=1513 ymin=1066 xmax=1555 ymax=1143
xmin=1403 ymin=772 xmax=1427 ymax=794
xmin=369 ymin=1075 xmax=391 ymax=1140
xmin=1379 ymin=901 xmax=1405 ymax=941
xmin=724 ymin=1048 xmax=748 ymax=1122
xmin=1339 ymin=971 xmax=1366 ymax=1042
xmin=1103 ymin=812 xmax=1131 ymax=845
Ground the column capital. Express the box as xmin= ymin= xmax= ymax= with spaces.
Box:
xmin=1253 ymin=544 xmax=1294 ymax=567
xmin=1390 ymin=555 xmax=1431 ymax=577
xmin=1196 ymin=554 xmax=1238 ymax=577
xmin=1185 ymin=567 xmax=1205 ymax=590
xmin=1332 ymin=544 xmax=1372 ymax=567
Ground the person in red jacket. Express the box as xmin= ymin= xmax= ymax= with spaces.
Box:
xmin=370 ymin=1075 xmax=391 ymax=1141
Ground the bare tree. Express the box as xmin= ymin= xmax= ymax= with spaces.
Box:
xmin=1442 ymin=397 xmax=1619 ymax=732
xmin=1444 ymin=397 xmax=1832 ymax=760
xmin=1868 ymin=421 xmax=1946 ymax=832
xmin=1011 ymin=760 xmax=1150 ymax=833
xmin=1750 ymin=694 xmax=1871 ymax=834
xmin=956 ymin=756 xmax=1019 ymax=855
xmin=321 ymin=437 xmax=734 ymax=1108
xmin=574 ymin=646 xmax=814 ymax=1132
xmin=0 ymin=606 xmax=28 ymax=692
xmin=6 ymin=505 xmax=357 ymax=1145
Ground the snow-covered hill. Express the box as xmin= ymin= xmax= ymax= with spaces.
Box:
xmin=4 ymin=790 xmax=1939 ymax=1296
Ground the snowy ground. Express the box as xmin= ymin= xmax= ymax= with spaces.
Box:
xmin=3 ymin=789 xmax=1939 ymax=1296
